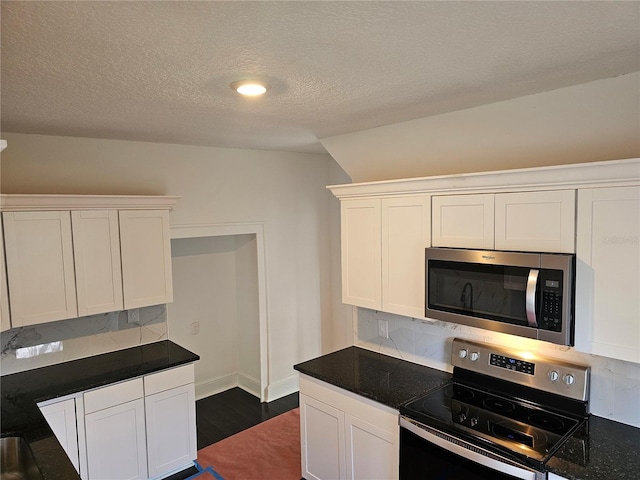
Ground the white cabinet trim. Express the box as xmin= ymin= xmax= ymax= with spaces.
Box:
xmin=328 ymin=158 xmax=640 ymax=198
xmin=0 ymin=194 xmax=180 ymax=211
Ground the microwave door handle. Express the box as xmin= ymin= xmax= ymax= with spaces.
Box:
xmin=526 ymin=269 xmax=539 ymax=328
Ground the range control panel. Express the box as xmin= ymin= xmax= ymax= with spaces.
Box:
xmin=489 ymin=353 xmax=535 ymax=375
xmin=451 ymin=338 xmax=589 ymax=401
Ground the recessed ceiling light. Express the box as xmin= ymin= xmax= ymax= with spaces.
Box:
xmin=231 ymin=80 xmax=270 ymax=97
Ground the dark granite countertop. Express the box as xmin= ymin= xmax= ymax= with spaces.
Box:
xmin=546 ymin=415 xmax=640 ymax=480
xmin=294 ymin=346 xmax=452 ymax=408
xmin=1 ymin=340 xmax=199 ymax=480
xmin=294 ymin=346 xmax=640 ymax=480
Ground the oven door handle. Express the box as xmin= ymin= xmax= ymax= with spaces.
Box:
xmin=526 ymin=269 xmax=539 ymax=328
xmin=400 ymin=417 xmax=540 ymax=480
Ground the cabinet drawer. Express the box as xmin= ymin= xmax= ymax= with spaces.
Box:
xmin=84 ymin=378 xmax=143 ymax=414
xmin=144 ymin=363 xmax=195 ymax=396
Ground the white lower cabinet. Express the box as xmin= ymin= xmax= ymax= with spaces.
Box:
xmin=70 ymin=363 xmax=196 ymax=480
xmin=144 ymin=365 xmax=197 ymax=479
xmin=345 ymin=414 xmax=397 ymax=480
xmin=299 ymin=374 xmax=399 ymax=480
xmin=301 ymin=394 xmax=346 ymax=480
xmin=85 ymin=397 xmax=148 ymax=480
xmin=38 ymin=396 xmax=80 ymax=474
xmin=84 ymin=378 xmax=147 ymax=480
xmin=547 ymin=473 xmax=569 ymax=480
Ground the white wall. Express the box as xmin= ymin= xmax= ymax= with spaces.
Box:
xmin=169 ymin=236 xmax=238 ymax=397
xmin=0 ymin=133 xmax=351 ymax=398
xmin=321 ymin=73 xmax=640 ymax=182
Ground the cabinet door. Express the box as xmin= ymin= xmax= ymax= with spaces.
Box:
xmin=575 ymin=186 xmax=640 ymax=364
xmin=382 ymin=196 xmax=430 ymax=318
xmin=3 ymin=211 xmax=77 ymax=325
xmin=39 ymin=398 xmax=80 ymax=473
xmin=85 ymin=398 xmax=147 ymax=480
xmin=145 ymin=383 xmax=196 ymax=478
xmin=1 ymin=221 xmax=11 ymax=331
xmin=300 ymin=394 xmax=346 ymax=480
xmin=432 ymin=194 xmax=494 ymax=249
xmin=119 ymin=210 xmax=173 ymax=308
xmin=72 ymin=210 xmax=124 ymax=316
xmin=346 ymin=414 xmax=398 ymax=480
xmin=495 ymin=190 xmax=576 ymax=253
xmin=341 ymin=199 xmax=381 ymax=309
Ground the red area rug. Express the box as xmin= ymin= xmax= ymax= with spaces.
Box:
xmin=196 ymin=408 xmax=301 ymax=480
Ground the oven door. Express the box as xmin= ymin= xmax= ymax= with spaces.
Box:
xmin=400 ymin=417 xmax=546 ymax=480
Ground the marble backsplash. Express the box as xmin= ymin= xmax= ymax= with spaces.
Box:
xmin=1 ymin=305 xmax=167 ymax=376
xmin=357 ymin=307 xmax=640 ymax=428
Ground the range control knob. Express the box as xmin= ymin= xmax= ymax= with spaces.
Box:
xmin=563 ymin=374 xmax=576 ymax=386
xmin=548 ymin=370 xmax=559 ymax=382
xmin=458 ymin=349 xmax=468 ymax=359
xmin=470 ymin=417 xmax=479 ymax=427
xmin=469 ymin=352 xmax=480 ymax=362
xmin=453 ymin=413 xmax=467 ymax=423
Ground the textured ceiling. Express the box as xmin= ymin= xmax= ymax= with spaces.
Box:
xmin=1 ymin=1 xmax=639 ymax=154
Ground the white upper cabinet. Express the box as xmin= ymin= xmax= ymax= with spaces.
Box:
xmin=381 ymin=196 xmax=431 ymax=318
xmin=494 ymin=190 xmax=576 ymax=253
xmin=432 ymin=190 xmax=575 ymax=253
xmin=72 ymin=210 xmax=124 ymax=316
xmin=432 ymin=194 xmax=494 ymax=249
xmin=0 ymin=195 xmax=179 ymax=329
xmin=575 ymin=186 xmax=640 ymax=364
xmin=341 ymin=195 xmax=431 ymax=316
xmin=341 ymin=199 xmax=382 ymax=310
xmin=1 ymin=221 xmax=11 ymax=332
xmin=3 ymin=211 xmax=78 ymax=326
xmin=119 ymin=209 xmax=174 ymax=309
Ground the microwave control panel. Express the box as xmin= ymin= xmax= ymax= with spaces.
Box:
xmin=539 ymin=270 xmax=563 ymax=332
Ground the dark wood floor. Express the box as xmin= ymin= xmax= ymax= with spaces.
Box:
xmin=166 ymin=387 xmax=299 ymax=479
xmin=196 ymin=387 xmax=299 ymax=450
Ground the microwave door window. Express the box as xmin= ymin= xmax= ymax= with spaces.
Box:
xmin=428 ymin=261 xmax=530 ymax=325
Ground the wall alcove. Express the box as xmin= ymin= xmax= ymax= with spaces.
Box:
xmin=169 ymin=224 xmax=268 ymax=401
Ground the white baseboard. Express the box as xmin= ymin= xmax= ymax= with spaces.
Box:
xmin=196 ymin=372 xmax=300 ymax=402
xmin=237 ymin=373 xmax=261 ymax=398
xmin=265 ymin=373 xmax=299 ymax=402
xmin=195 ymin=372 xmax=262 ymax=401
xmin=195 ymin=374 xmax=238 ymax=400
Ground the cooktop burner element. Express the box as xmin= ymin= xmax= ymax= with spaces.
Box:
xmin=482 ymin=397 xmax=516 ymax=413
xmin=400 ymin=338 xmax=590 ymax=470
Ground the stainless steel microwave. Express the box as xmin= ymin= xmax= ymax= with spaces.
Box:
xmin=425 ymin=248 xmax=575 ymax=346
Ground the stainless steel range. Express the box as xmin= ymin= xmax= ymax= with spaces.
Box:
xmin=399 ymin=338 xmax=590 ymax=480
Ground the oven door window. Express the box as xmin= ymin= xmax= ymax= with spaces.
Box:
xmin=427 ymin=260 xmax=531 ymax=326
xmin=400 ymin=428 xmax=527 ymax=480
